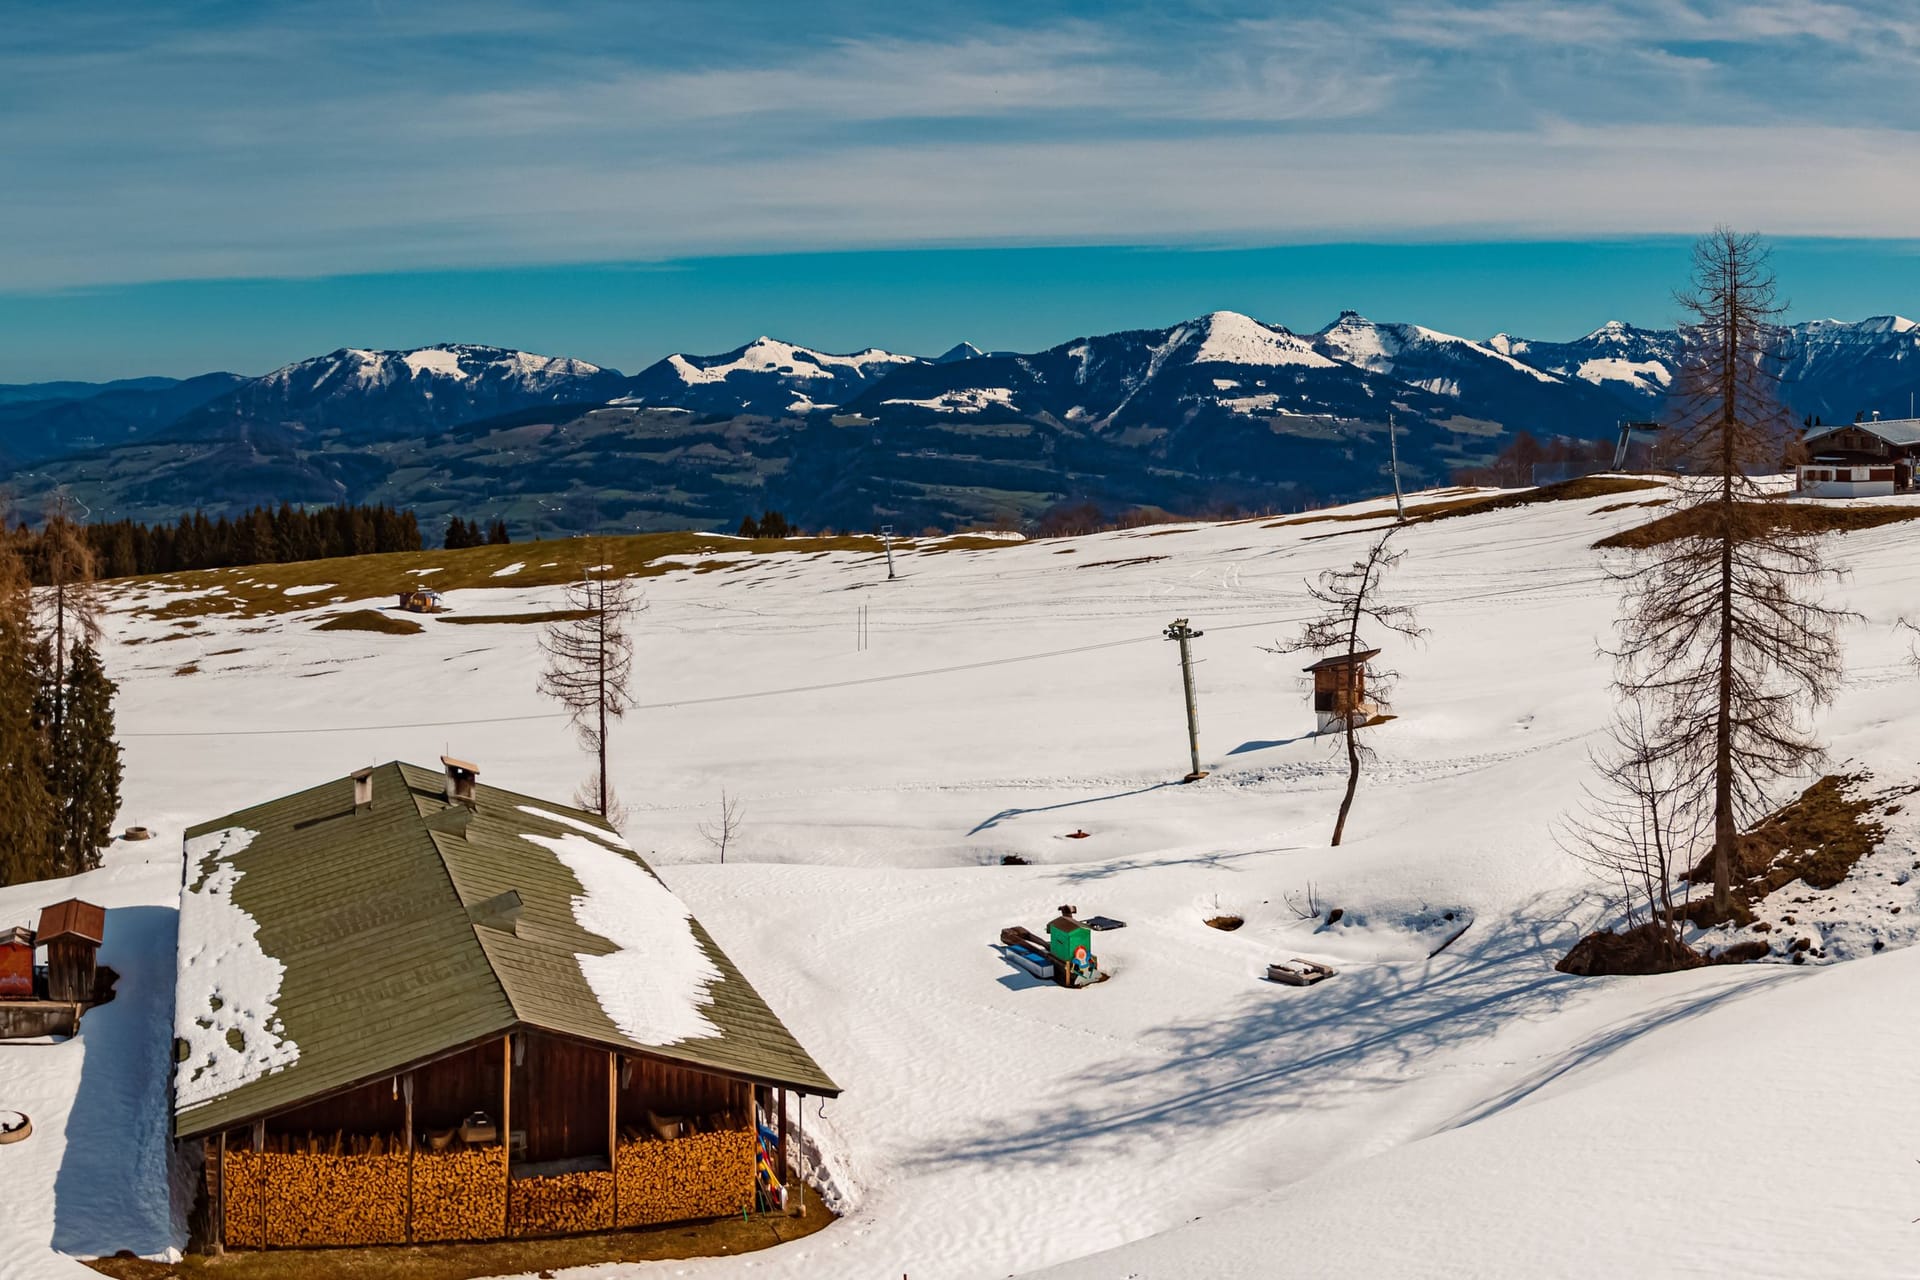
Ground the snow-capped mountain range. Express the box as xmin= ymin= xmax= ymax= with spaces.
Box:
xmin=6 ymin=310 xmax=1920 ymax=532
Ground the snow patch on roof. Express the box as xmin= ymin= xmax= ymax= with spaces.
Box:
xmin=516 ymin=804 xmax=633 ymax=849
xmin=524 ymin=831 xmax=721 ymax=1046
xmin=173 ymin=827 xmax=299 ymax=1114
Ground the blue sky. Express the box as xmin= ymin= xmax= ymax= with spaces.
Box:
xmin=7 ymin=1 xmax=1920 ymax=380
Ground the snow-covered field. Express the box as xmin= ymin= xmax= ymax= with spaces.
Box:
xmin=5 ymin=480 xmax=1920 ymax=1279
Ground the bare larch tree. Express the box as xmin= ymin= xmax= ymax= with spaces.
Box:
xmin=1609 ymin=228 xmax=1852 ymax=920
xmin=1563 ymin=704 xmax=1706 ymax=968
xmin=1271 ymin=528 xmax=1424 ymax=846
xmin=538 ymin=564 xmax=641 ymax=820
xmin=697 ymin=787 xmax=746 ymax=863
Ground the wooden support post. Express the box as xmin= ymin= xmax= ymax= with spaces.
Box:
xmin=252 ymin=1119 xmax=267 ymax=1249
xmin=776 ymin=1087 xmax=788 ymax=1188
xmin=214 ymin=1130 xmax=227 ymax=1254
xmin=607 ymin=1051 xmax=620 ymax=1229
xmin=403 ymin=1073 xmax=415 ymax=1244
xmin=502 ymin=1034 xmax=513 ymax=1239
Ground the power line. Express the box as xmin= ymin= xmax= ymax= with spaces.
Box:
xmin=120 ymin=573 xmax=1612 ymax=740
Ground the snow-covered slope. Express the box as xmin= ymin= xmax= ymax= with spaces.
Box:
xmin=10 ymin=480 xmax=1920 ymax=1277
xmin=619 ymin=337 xmax=925 ymax=415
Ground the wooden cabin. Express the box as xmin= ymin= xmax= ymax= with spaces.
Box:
xmin=1304 ymin=648 xmax=1381 ymax=734
xmin=37 ymin=899 xmax=105 ymax=1003
xmin=1798 ymin=418 xmax=1920 ymax=497
xmin=0 ymin=927 xmax=33 ymax=999
xmin=174 ymin=760 xmax=839 ymax=1250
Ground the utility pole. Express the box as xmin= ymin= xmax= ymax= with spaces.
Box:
xmin=1387 ymin=411 xmax=1406 ymax=521
xmin=881 ymin=525 xmax=897 ymax=580
xmin=1164 ymin=618 xmax=1206 ymax=782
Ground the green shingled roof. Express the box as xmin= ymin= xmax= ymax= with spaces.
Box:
xmin=173 ymin=762 xmax=837 ymax=1140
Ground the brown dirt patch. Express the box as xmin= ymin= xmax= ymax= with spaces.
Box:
xmin=439 ymin=609 xmax=594 ymax=627
xmin=1686 ymin=773 xmax=1897 ymax=902
xmin=314 ymin=610 xmax=424 ymax=636
xmin=1204 ymin=915 xmax=1245 ymax=932
xmin=1557 ymin=921 xmax=1705 ymax=975
xmin=1414 ymin=475 xmax=1665 ymax=525
xmin=1596 ymin=499 xmax=1920 ymax=550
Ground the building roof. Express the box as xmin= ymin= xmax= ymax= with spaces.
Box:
xmin=0 ymin=926 xmax=33 ymax=949
xmin=37 ymin=899 xmax=105 ymax=946
xmin=1806 ymin=417 xmax=1920 ymax=448
xmin=1302 ymin=648 xmax=1382 ymax=673
xmin=172 ymin=761 xmax=838 ymax=1140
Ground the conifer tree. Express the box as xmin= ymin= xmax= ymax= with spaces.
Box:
xmin=0 ymin=542 xmax=53 ymax=886
xmin=46 ymin=642 xmax=122 ymax=877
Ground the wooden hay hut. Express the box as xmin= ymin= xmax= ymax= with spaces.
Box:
xmin=1304 ymin=648 xmax=1380 ymax=734
xmin=36 ymin=899 xmax=105 ymax=1003
xmin=0 ymin=927 xmax=33 ymax=999
xmin=173 ymin=760 xmax=839 ymax=1250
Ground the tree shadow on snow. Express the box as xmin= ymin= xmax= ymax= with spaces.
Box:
xmin=911 ymin=897 xmax=1775 ymax=1173
xmin=1227 ymin=733 xmax=1320 ymax=755
xmin=968 ymin=782 xmax=1179 ymax=836
xmin=1049 ymin=847 xmax=1273 ymax=883
xmin=53 ymin=903 xmax=184 ymax=1258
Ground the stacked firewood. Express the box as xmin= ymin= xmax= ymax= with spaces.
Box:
xmin=614 ymin=1127 xmax=753 ymax=1228
xmin=411 ymin=1146 xmax=507 ymax=1243
xmin=508 ymin=1168 xmax=613 ymax=1237
xmin=221 ymin=1143 xmax=407 ymax=1247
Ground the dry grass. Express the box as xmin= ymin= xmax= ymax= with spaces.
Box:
xmin=1689 ymin=773 xmax=1895 ymax=897
xmin=1596 ymin=499 xmax=1920 ymax=550
xmin=87 ymin=1187 xmax=833 ymax=1280
xmin=439 ymin=609 xmax=594 ymax=627
xmin=1413 ymin=475 xmax=1666 ymax=525
xmin=108 ymin=532 xmax=1015 ymax=622
xmin=315 ymin=610 xmax=424 ymax=636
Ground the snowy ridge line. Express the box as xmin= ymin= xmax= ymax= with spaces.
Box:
xmin=117 ymin=571 xmax=1617 ymax=739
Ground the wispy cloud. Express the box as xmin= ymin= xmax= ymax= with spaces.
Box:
xmin=4 ymin=0 xmax=1920 ymax=290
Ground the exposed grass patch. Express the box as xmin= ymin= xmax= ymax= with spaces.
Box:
xmin=1413 ymin=475 xmax=1665 ymax=525
xmin=314 ymin=610 xmax=424 ymax=636
xmin=440 ymin=609 xmax=593 ymax=627
xmin=1077 ymin=555 xmax=1170 ymax=570
xmin=1204 ymin=915 xmax=1245 ymax=932
xmin=1689 ymin=773 xmax=1894 ymax=899
xmin=111 ymin=531 xmax=1016 ymax=622
xmin=172 ymin=663 xmax=200 ymax=677
xmin=1597 ymin=499 xmax=1920 ymax=550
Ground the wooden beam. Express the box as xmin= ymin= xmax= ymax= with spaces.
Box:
xmin=214 ymin=1130 xmax=226 ymax=1254
xmin=403 ymin=1073 xmax=415 ymax=1245
xmin=776 ymin=1087 xmax=788 ymax=1190
xmin=252 ymin=1119 xmax=267 ymax=1249
xmin=608 ymin=1051 xmax=619 ymax=1229
xmin=501 ymin=1034 xmax=513 ymax=1239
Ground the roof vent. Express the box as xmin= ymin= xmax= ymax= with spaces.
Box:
xmin=351 ymin=766 xmax=375 ymax=811
xmin=468 ymin=889 xmax=523 ymax=935
xmin=441 ymin=755 xmax=479 ymax=809
xmin=429 ymin=805 xmax=475 ymax=840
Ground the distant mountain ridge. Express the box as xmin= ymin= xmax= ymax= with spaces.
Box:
xmin=8 ymin=311 xmax=1920 ymax=535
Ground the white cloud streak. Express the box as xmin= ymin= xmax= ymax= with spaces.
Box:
xmin=4 ymin=0 xmax=1920 ymax=289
